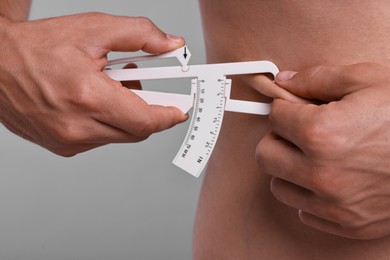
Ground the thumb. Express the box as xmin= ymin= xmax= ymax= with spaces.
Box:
xmin=79 ymin=13 xmax=185 ymax=54
xmin=275 ymin=63 xmax=387 ymax=101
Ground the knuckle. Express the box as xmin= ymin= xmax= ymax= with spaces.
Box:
xmin=56 ymin=129 xmax=80 ymax=145
xmin=50 ymin=122 xmax=85 ymax=146
xmin=82 ymin=12 xmax=108 ymax=22
xmin=54 ymin=149 xmax=79 ymax=158
xmin=135 ymin=16 xmax=156 ymax=34
xmin=300 ymin=116 xmax=326 ymax=154
xmin=70 ymin=80 xmax=99 ymax=109
xmin=137 ymin=117 xmax=157 ymax=137
xmin=47 ymin=138 xmax=81 ymax=157
xmin=301 ymin=110 xmax=346 ymax=159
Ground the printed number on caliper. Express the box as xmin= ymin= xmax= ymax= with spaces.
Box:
xmin=105 ymin=46 xmax=279 ymax=177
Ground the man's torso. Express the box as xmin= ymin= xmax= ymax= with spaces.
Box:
xmin=194 ymin=1 xmax=390 ymax=259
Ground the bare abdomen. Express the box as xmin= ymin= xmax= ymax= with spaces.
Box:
xmin=194 ymin=1 xmax=390 ymax=259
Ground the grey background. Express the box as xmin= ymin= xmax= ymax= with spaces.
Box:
xmin=0 ymin=1 xmax=204 ymax=259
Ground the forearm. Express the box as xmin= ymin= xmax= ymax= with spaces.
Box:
xmin=0 ymin=0 xmax=31 ymax=21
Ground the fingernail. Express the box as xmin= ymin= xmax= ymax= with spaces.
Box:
xmin=166 ymin=34 xmax=184 ymax=43
xmin=277 ymin=71 xmax=297 ymax=81
xmin=179 ymin=112 xmax=189 ymax=121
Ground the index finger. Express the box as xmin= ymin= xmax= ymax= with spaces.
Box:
xmin=276 ymin=63 xmax=390 ymax=101
xmin=94 ymin=76 xmax=187 ymax=137
xmin=76 ymin=13 xmax=185 ymax=54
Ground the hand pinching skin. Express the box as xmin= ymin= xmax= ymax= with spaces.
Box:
xmin=257 ymin=63 xmax=390 ymax=239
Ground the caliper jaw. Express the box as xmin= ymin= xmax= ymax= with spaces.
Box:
xmin=107 ymin=45 xmax=191 ymax=72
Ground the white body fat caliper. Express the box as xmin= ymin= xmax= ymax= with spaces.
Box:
xmin=105 ymin=46 xmax=279 ymax=177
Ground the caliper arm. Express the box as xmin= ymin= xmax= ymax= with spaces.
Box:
xmin=104 ymin=46 xmax=278 ymax=177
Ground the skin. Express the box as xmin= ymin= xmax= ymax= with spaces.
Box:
xmin=195 ymin=0 xmax=390 ymax=259
xmin=259 ymin=63 xmax=390 ymax=239
xmin=0 ymin=0 xmax=31 ymax=21
xmin=0 ymin=2 xmax=187 ymax=156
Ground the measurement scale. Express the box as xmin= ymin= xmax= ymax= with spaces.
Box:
xmin=105 ymin=46 xmax=279 ymax=177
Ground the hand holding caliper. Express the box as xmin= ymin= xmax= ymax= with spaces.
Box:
xmin=0 ymin=13 xmax=187 ymax=156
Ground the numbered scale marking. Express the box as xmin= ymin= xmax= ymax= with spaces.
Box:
xmin=105 ymin=46 xmax=279 ymax=177
xmin=173 ymin=77 xmax=227 ymax=176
